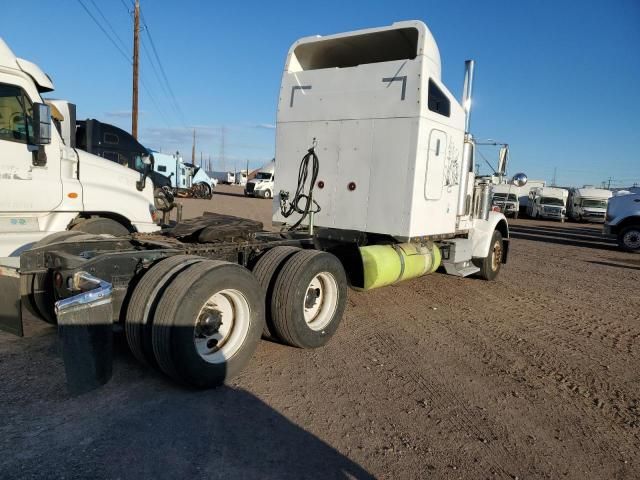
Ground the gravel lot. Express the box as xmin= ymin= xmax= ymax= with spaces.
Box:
xmin=1 ymin=184 xmax=638 ymax=479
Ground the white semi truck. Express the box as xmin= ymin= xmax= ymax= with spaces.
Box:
xmin=527 ymin=186 xmax=569 ymax=221
xmin=604 ymin=189 xmax=640 ymax=252
xmin=567 ymin=187 xmax=612 ymax=222
xmin=244 ymin=160 xmax=275 ymax=198
xmin=0 ymin=38 xmax=159 ymax=258
xmin=0 ymin=21 xmax=525 ymax=393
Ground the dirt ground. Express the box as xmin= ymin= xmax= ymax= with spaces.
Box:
xmin=1 ymin=184 xmax=638 ymax=479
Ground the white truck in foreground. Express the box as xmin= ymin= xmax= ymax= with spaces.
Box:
xmin=0 ymin=38 xmax=159 ymax=258
xmin=567 ymin=187 xmax=612 ymax=222
xmin=527 ymin=187 xmax=569 ymax=221
xmin=0 ymin=21 xmax=525 ymax=394
xmin=244 ymin=160 xmax=275 ymax=198
xmin=604 ymin=189 xmax=640 ymax=252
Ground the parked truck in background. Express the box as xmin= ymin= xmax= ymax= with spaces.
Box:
xmin=245 ymin=160 xmax=275 ymax=198
xmin=0 ymin=21 xmax=525 ymax=393
xmin=567 ymin=187 xmax=612 ymax=222
xmin=0 ymin=38 xmax=159 ymax=257
xmin=604 ymin=189 xmax=640 ymax=252
xmin=527 ymin=187 xmax=569 ymax=221
xmin=152 ymin=150 xmax=214 ymax=199
xmin=491 ymin=183 xmax=519 ymax=218
xmin=74 ymin=117 xmax=172 ymax=191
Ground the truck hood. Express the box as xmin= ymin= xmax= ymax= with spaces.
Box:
xmin=76 ymin=150 xmax=156 ymax=229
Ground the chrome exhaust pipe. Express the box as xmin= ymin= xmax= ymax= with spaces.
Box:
xmin=457 ymin=60 xmax=476 ymax=217
xmin=462 ymin=60 xmax=475 ymax=134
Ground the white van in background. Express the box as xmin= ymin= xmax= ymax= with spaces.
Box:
xmin=527 ymin=187 xmax=569 ymax=221
xmin=567 ymin=187 xmax=612 ymax=222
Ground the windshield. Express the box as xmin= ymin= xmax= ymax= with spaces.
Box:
xmin=582 ymin=199 xmax=607 ymax=208
xmin=256 ymin=172 xmax=272 ymax=180
xmin=493 ymin=193 xmax=518 ymax=202
xmin=541 ymin=197 xmax=564 ymax=206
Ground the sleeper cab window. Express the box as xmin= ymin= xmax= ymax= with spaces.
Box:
xmin=158 ymin=165 xmax=167 ymax=172
xmin=428 ymin=79 xmax=450 ymax=117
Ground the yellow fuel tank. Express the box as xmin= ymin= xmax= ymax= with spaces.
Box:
xmin=358 ymin=243 xmax=441 ymax=290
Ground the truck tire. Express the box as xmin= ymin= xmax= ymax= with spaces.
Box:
xmin=71 ymin=217 xmax=130 ymax=236
xmin=152 ymin=261 xmax=265 ymax=387
xmin=473 ymin=230 xmax=503 ymax=281
xmin=618 ymin=225 xmax=640 ymax=253
xmin=271 ymin=250 xmax=347 ymax=349
xmin=251 ymin=246 xmax=301 ymax=338
xmin=125 ymin=255 xmax=204 ymax=367
xmin=263 ymin=189 xmax=272 ymax=199
xmin=22 ymin=231 xmax=92 ymax=323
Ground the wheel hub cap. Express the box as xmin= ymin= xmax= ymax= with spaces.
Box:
xmin=303 ymin=273 xmax=339 ymax=332
xmin=194 ymin=289 xmax=251 ymax=364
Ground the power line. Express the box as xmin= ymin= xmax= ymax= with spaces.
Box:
xmin=89 ymin=0 xmax=129 ymax=55
xmin=77 ymin=0 xmax=130 ymax=62
xmin=76 ymin=0 xmax=171 ymax=128
xmin=140 ymin=13 xmax=187 ymax=126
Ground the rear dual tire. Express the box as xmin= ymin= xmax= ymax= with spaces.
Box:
xmin=125 ymin=257 xmax=264 ymax=388
xmin=252 ymin=248 xmax=347 ymax=348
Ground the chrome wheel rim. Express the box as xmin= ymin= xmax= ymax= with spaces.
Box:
xmin=491 ymin=240 xmax=502 ymax=271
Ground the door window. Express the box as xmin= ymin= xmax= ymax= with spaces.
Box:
xmin=0 ymin=83 xmax=33 ymax=144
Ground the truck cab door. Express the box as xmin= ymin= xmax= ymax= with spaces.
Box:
xmin=0 ymin=82 xmax=62 ymax=215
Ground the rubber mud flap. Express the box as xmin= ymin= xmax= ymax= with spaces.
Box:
xmin=56 ymin=275 xmax=114 ymax=395
xmin=0 ymin=266 xmax=23 ymax=336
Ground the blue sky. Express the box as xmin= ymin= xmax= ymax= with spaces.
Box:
xmin=3 ymin=0 xmax=639 ymax=186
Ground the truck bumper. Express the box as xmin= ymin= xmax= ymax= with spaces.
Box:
xmin=55 ymin=272 xmax=114 ymax=395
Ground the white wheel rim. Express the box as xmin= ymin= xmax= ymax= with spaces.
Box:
xmin=303 ymin=272 xmax=338 ymax=331
xmin=193 ymin=289 xmax=251 ymax=364
xmin=624 ymin=230 xmax=640 ymax=249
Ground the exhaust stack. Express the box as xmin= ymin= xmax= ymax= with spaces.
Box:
xmin=457 ymin=60 xmax=475 ymax=216
xmin=461 ymin=60 xmax=475 ymax=134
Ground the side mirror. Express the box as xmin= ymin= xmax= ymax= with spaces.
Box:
xmin=31 ymin=103 xmax=52 ymax=145
xmin=511 ymin=172 xmax=528 ymax=187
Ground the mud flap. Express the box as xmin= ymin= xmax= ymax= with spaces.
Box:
xmin=0 ymin=266 xmax=22 ymax=337
xmin=55 ymin=273 xmax=113 ymax=395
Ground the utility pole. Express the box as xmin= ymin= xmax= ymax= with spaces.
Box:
xmin=551 ymin=167 xmax=557 ymax=186
xmin=191 ymin=129 xmax=196 ymax=164
xmin=200 ymin=151 xmax=203 ymax=168
xmin=131 ymin=0 xmax=140 ymax=139
xmin=607 ymin=176 xmax=613 ymax=189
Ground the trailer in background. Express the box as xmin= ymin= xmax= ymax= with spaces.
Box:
xmin=210 ymin=171 xmax=236 ymax=185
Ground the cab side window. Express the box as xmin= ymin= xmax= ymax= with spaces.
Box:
xmin=0 ymin=83 xmax=33 ymax=143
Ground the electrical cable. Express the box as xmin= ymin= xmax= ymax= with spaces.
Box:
xmin=279 ymin=143 xmax=321 ymax=231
